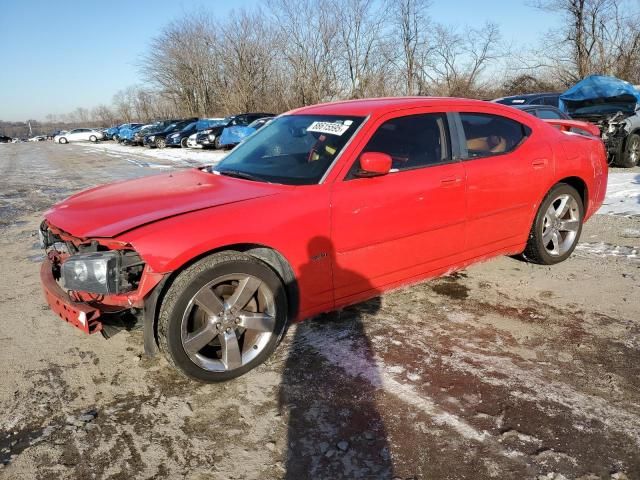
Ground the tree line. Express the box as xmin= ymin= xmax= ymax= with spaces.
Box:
xmin=4 ymin=0 xmax=640 ymax=137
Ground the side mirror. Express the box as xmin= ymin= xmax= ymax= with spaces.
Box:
xmin=357 ymin=152 xmax=392 ymax=177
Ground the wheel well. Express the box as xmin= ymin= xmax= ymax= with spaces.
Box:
xmin=557 ymin=176 xmax=588 ymax=210
xmin=148 ymin=244 xmax=299 ymax=350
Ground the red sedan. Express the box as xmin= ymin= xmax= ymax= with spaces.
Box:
xmin=40 ymin=97 xmax=608 ymax=382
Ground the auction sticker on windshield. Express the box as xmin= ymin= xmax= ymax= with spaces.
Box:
xmin=307 ymin=121 xmax=351 ymax=136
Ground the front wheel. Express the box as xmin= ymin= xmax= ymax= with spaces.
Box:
xmin=158 ymin=252 xmax=288 ymax=382
xmin=523 ymin=183 xmax=583 ymax=265
xmin=617 ymin=133 xmax=640 ymax=168
xmin=89 ymin=135 xmax=97 ymax=142
xmin=156 ymin=138 xmax=166 ymax=149
xmin=181 ymin=137 xmax=188 ymax=148
xmin=59 ymin=137 xmax=68 ymax=144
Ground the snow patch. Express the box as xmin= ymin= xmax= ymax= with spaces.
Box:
xmin=575 ymin=242 xmax=639 ymax=260
xmin=600 ymin=173 xmax=640 ymax=216
xmin=79 ymin=142 xmax=227 ymax=167
xmin=298 ymin=325 xmax=490 ymax=443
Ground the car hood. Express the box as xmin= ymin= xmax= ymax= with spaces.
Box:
xmin=560 ymin=75 xmax=640 ymax=118
xmin=45 ymin=168 xmax=285 ymax=238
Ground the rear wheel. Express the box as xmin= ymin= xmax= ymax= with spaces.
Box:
xmin=617 ymin=133 xmax=640 ymax=168
xmin=158 ymin=252 xmax=288 ymax=382
xmin=523 ymin=183 xmax=583 ymax=265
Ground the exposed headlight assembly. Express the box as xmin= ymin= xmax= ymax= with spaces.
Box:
xmin=62 ymin=251 xmax=143 ymax=295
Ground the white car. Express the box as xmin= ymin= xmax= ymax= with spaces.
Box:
xmin=55 ymin=128 xmax=104 ymax=144
xmin=186 ymin=132 xmax=201 ymax=148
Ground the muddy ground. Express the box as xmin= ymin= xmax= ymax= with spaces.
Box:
xmin=0 ymin=142 xmax=639 ymax=480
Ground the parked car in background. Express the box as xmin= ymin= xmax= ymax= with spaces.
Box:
xmin=166 ymin=118 xmax=224 ymax=148
xmin=195 ymin=113 xmax=275 ymax=149
xmin=54 ymin=128 xmax=104 ymax=144
xmin=113 ymin=123 xmax=143 ymax=141
xmin=513 ymin=104 xmax=569 ymax=120
xmin=39 ymin=97 xmax=607 ymax=382
xmin=119 ymin=124 xmax=145 ymax=145
xmin=493 ymin=93 xmax=560 ymax=107
xmin=560 ymin=74 xmax=640 ymax=167
xmin=143 ymin=118 xmax=198 ymax=149
xmin=218 ymin=117 xmax=273 ymax=149
xmin=514 ymin=105 xmax=600 ymax=137
xmin=134 ymin=120 xmax=182 ymax=147
xmin=28 ymin=135 xmax=47 ymax=142
xmin=0 ymin=135 xmax=12 ymax=143
xmin=106 ymin=125 xmax=122 ymax=140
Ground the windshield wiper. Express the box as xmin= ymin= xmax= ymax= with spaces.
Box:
xmin=216 ymin=169 xmax=267 ymax=182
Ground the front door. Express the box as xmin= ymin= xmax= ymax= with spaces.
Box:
xmin=330 ymin=112 xmax=466 ymax=301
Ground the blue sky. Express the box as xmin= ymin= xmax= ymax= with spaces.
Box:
xmin=0 ymin=0 xmax=559 ymax=122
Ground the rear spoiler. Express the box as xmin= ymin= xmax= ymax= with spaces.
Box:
xmin=543 ymin=119 xmax=601 ymax=138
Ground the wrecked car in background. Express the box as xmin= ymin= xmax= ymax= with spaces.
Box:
xmin=560 ymin=75 xmax=640 ymax=168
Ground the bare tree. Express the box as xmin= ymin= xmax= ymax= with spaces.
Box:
xmin=269 ymin=0 xmax=341 ymax=107
xmin=92 ymin=105 xmax=116 ymax=126
xmin=387 ymin=0 xmax=433 ymax=95
xmin=333 ymin=0 xmax=387 ymax=98
xmin=428 ymin=22 xmax=503 ymax=97
xmin=532 ymin=0 xmax=640 ymax=84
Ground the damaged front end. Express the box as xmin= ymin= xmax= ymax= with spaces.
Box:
xmin=597 ymin=112 xmax=631 ymax=163
xmin=39 ymin=221 xmax=166 ymax=336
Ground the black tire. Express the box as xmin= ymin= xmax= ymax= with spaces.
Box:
xmin=180 ymin=137 xmax=188 ymax=148
xmin=59 ymin=137 xmax=67 ymax=144
xmin=158 ymin=252 xmax=288 ymax=382
xmin=156 ymin=138 xmax=166 ymax=149
xmin=89 ymin=135 xmax=97 ymax=142
xmin=523 ymin=183 xmax=584 ymax=265
xmin=214 ymin=135 xmax=222 ymax=149
xmin=616 ymin=133 xmax=640 ymax=168
xmin=111 ymin=134 xmax=117 ymax=141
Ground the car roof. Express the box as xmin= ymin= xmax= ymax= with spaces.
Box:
xmin=514 ymin=104 xmax=561 ymax=111
xmin=288 ymin=96 xmax=511 ymax=117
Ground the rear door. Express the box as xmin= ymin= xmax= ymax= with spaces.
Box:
xmin=330 ymin=111 xmax=466 ymax=300
xmin=456 ymin=112 xmax=551 ymax=250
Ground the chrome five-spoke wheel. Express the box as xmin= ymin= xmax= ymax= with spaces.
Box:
xmin=181 ymin=274 xmax=276 ymax=372
xmin=524 ymin=183 xmax=584 ymax=265
xmin=159 ymin=252 xmax=287 ymax=382
xmin=541 ymin=193 xmax=580 ymax=257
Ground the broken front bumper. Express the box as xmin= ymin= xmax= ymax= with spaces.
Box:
xmin=40 ymin=257 xmax=102 ymax=334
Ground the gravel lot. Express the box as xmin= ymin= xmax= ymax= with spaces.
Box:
xmin=1 ymin=142 xmax=639 ymax=480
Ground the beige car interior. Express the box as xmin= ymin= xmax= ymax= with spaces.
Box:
xmin=466 ymin=135 xmax=507 ymax=154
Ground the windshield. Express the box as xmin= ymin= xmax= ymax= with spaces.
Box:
xmin=248 ymin=118 xmax=271 ymax=128
xmin=213 ymin=114 xmax=365 ymax=185
xmin=181 ymin=122 xmax=197 ymax=132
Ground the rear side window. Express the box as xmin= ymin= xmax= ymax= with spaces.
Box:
xmin=459 ymin=113 xmax=530 ymax=159
xmin=351 ymin=113 xmax=451 ymax=175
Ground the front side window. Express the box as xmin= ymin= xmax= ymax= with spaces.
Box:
xmin=351 ymin=113 xmax=451 ymax=176
xmin=212 ymin=114 xmax=364 ymax=185
xmin=460 ymin=113 xmax=529 ymax=159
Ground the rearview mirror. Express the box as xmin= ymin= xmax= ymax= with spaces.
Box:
xmin=357 ymin=152 xmax=392 ymax=177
